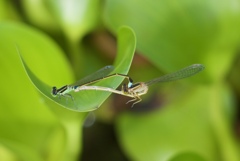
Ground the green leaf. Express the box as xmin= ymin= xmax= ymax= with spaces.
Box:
xmin=0 ymin=1 xmax=21 ymax=21
xmin=22 ymin=0 xmax=59 ymax=32
xmin=0 ymin=139 xmax=42 ymax=161
xmin=0 ymin=0 xmax=7 ymax=20
xmin=169 ymin=152 xmax=207 ymax=161
xmin=103 ymin=0 xmax=240 ymax=82
xmin=46 ymin=0 xmax=100 ymax=41
xmin=0 ymin=21 xmax=83 ymax=161
xmin=19 ymin=26 xmax=135 ymax=112
xmin=116 ymin=84 xmax=240 ymax=161
xmin=116 ymin=87 xmax=216 ymax=161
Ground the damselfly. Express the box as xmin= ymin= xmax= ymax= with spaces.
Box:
xmin=75 ymin=64 xmax=205 ymax=107
xmin=51 ymin=65 xmax=132 ymax=100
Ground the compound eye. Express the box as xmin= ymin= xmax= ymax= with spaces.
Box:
xmin=128 ymin=82 xmax=133 ymax=88
xmin=52 ymin=87 xmax=57 ymax=96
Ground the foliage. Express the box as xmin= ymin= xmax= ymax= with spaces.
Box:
xmin=0 ymin=0 xmax=240 ymax=161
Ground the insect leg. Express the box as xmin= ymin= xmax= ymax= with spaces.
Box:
xmin=131 ymin=95 xmax=142 ymax=107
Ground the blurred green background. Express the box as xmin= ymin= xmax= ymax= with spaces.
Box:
xmin=1 ymin=0 xmax=240 ymax=161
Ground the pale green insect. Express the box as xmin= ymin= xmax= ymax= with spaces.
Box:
xmin=51 ymin=65 xmax=132 ymax=100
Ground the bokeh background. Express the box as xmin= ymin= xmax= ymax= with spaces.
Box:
xmin=1 ymin=0 xmax=240 ymax=161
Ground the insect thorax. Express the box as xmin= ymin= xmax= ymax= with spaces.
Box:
xmin=128 ymin=82 xmax=148 ymax=96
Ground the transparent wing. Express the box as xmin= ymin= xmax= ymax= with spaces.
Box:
xmin=70 ymin=65 xmax=114 ymax=86
xmin=146 ymin=64 xmax=205 ymax=86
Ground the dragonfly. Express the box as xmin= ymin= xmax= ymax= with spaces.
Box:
xmin=75 ymin=64 xmax=205 ymax=107
xmin=51 ymin=65 xmax=132 ymax=100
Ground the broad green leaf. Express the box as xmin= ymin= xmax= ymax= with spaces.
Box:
xmin=103 ymin=0 xmax=240 ymax=82
xmin=19 ymin=26 xmax=135 ymax=112
xmin=0 ymin=22 xmax=83 ymax=161
xmin=0 ymin=0 xmax=21 ymax=21
xmin=0 ymin=0 xmax=7 ymax=20
xmin=22 ymin=0 xmax=59 ymax=32
xmin=116 ymin=85 xmax=239 ymax=161
xmin=169 ymin=152 xmax=206 ymax=161
xmin=0 ymin=139 xmax=42 ymax=161
xmin=46 ymin=0 xmax=100 ymax=41
xmin=104 ymin=1 xmax=240 ymax=161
